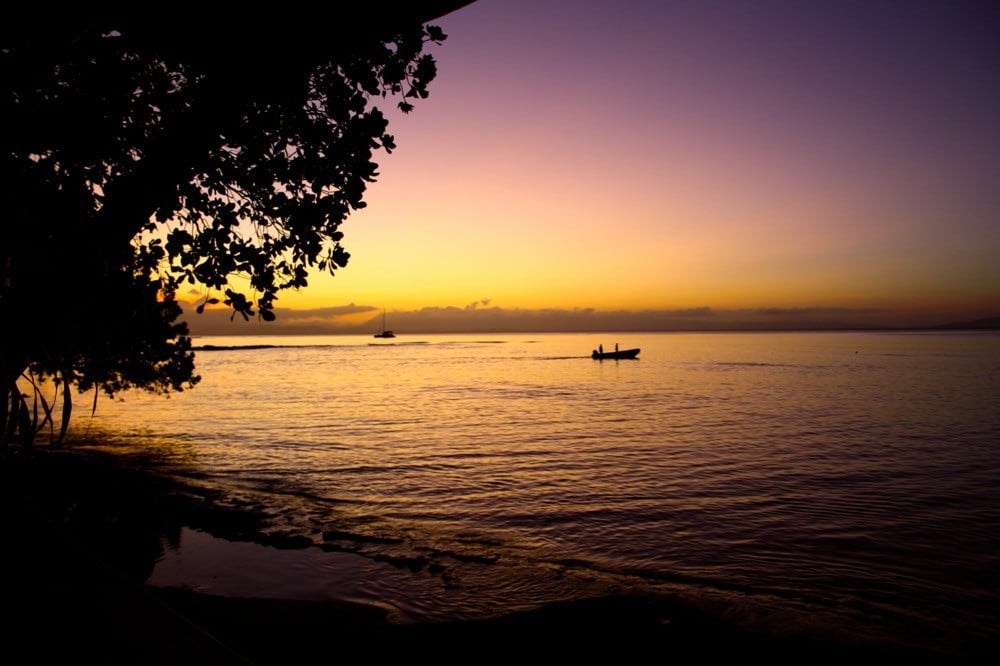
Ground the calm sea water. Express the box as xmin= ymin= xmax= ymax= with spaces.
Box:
xmin=72 ymin=331 xmax=1000 ymax=652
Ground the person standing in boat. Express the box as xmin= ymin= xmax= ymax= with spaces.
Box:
xmin=615 ymin=343 xmax=619 ymax=353
xmin=599 ymin=344 xmax=603 ymax=355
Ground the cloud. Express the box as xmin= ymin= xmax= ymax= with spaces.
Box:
xmin=754 ymin=306 xmax=883 ymax=317
xmin=277 ymin=303 xmax=375 ymax=319
xmin=646 ymin=307 xmax=716 ymax=318
xmin=178 ymin=299 xmax=379 ymax=336
xmin=178 ymin=300 xmax=992 ymax=336
xmin=464 ymin=298 xmax=492 ymax=310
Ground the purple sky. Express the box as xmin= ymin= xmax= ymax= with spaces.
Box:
xmin=192 ymin=0 xmax=1000 ymax=334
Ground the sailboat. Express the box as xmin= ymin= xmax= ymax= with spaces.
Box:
xmin=373 ymin=309 xmax=396 ymax=338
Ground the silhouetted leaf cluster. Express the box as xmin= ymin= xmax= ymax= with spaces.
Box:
xmin=0 ymin=4 xmax=466 ymax=445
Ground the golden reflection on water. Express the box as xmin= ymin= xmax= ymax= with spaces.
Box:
xmin=41 ymin=331 xmax=1000 ymax=638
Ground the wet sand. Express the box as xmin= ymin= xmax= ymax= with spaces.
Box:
xmin=1 ymin=446 xmax=972 ymax=664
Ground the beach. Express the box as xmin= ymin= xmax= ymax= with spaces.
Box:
xmin=1 ymin=444 xmax=975 ymax=664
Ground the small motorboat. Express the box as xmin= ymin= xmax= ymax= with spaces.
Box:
xmin=592 ymin=347 xmax=640 ymax=360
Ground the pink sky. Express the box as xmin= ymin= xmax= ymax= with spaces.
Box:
xmin=191 ymin=0 xmax=999 ymax=334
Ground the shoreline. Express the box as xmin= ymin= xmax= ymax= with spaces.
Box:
xmin=1 ymin=445 xmax=982 ymax=663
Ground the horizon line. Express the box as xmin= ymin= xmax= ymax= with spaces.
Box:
xmin=186 ymin=320 xmax=1000 ymax=338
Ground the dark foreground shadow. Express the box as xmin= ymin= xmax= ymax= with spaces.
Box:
xmin=1 ymin=447 xmax=988 ymax=665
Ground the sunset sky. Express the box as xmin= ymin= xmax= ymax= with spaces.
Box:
xmin=192 ymin=0 xmax=999 ymax=334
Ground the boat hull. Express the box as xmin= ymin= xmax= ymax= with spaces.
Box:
xmin=592 ymin=348 xmax=640 ymax=359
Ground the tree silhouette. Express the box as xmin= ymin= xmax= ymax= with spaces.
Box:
xmin=0 ymin=3 xmax=474 ymax=447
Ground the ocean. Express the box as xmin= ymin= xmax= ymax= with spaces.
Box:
xmin=70 ymin=330 xmax=1000 ymax=653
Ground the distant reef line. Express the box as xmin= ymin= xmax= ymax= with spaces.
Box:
xmin=926 ymin=316 xmax=1000 ymax=330
xmin=194 ymin=344 xmax=282 ymax=351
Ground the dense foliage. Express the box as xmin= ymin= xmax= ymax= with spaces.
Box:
xmin=0 ymin=5 xmax=468 ymax=447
